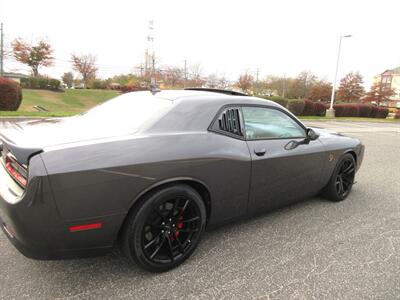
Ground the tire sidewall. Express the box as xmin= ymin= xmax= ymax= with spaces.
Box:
xmin=328 ymin=153 xmax=356 ymax=201
xmin=126 ymin=185 xmax=206 ymax=272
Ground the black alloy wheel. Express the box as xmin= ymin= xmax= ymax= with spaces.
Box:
xmin=335 ymin=157 xmax=355 ymax=198
xmin=322 ymin=153 xmax=356 ymax=202
xmin=121 ymin=184 xmax=206 ymax=272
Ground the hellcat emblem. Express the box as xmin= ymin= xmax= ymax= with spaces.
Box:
xmin=328 ymin=154 xmax=335 ymax=162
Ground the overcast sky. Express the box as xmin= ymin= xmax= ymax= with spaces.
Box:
xmin=1 ymin=0 xmax=399 ymax=87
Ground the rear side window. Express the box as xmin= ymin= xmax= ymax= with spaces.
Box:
xmin=211 ymin=107 xmax=243 ymax=138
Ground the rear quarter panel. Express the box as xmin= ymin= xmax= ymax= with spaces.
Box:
xmin=41 ymin=132 xmax=251 ymax=227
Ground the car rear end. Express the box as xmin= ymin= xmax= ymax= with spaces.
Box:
xmin=0 ymin=131 xmax=124 ymax=259
xmin=0 ymin=138 xmax=61 ymax=258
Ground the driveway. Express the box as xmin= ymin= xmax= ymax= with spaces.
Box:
xmin=0 ymin=120 xmax=399 ymax=299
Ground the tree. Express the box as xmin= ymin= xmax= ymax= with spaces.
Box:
xmin=337 ymin=72 xmax=365 ymax=102
xmin=309 ymin=80 xmax=332 ymax=102
xmin=61 ymin=72 xmax=74 ymax=88
xmin=11 ymin=38 xmax=54 ymax=77
xmin=162 ymin=67 xmax=184 ymax=88
xmin=286 ymin=71 xmax=317 ymax=99
xmin=71 ymin=54 xmax=97 ymax=88
xmin=236 ymin=73 xmax=254 ymax=93
xmin=264 ymin=75 xmax=285 ymax=97
xmin=364 ymin=82 xmax=394 ymax=106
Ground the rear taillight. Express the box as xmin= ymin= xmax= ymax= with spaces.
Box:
xmin=4 ymin=155 xmax=27 ymax=188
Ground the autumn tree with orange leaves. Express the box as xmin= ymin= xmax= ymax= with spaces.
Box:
xmin=336 ymin=72 xmax=365 ymax=102
xmin=309 ymin=80 xmax=332 ymax=102
xmin=11 ymin=38 xmax=54 ymax=77
xmin=236 ymin=73 xmax=254 ymax=93
xmin=71 ymin=54 xmax=98 ymax=88
xmin=364 ymin=82 xmax=394 ymax=106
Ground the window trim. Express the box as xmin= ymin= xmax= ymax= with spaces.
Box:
xmin=208 ymin=104 xmax=307 ymax=141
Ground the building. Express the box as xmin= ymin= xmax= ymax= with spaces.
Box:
xmin=2 ymin=72 xmax=29 ymax=84
xmin=374 ymin=66 xmax=400 ymax=108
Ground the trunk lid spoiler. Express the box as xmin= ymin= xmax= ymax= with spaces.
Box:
xmin=0 ymin=134 xmax=42 ymax=165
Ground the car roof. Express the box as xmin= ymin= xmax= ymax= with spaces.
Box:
xmin=127 ymin=90 xmax=280 ymax=108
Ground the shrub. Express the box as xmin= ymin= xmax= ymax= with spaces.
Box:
xmin=301 ymin=99 xmax=316 ymax=116
xmin=260 ymin=96 xmax=288 ymax=108
xmin=314 ymin=102 xmax=327 ymax=116
xmin=287 ymin=99 xmax=305 ymax=115
xmin=375 ymin=107 xmax=389 ymax=118
xmin=333 ymin=103 xmax=359 ymax=117
xmin=369 ymin=105 xmax=379 ymax=118
xmin=120 ymin=84 xmax=145 ymax=93
xmin=358 ymin=104 xmax=373 ymax=117
xmin=347 ymin=104 xmax=360 ymax=117
xmin=21 ymin=76 xmax=61 ymax=90
xmin=88 ymin=79 xmax=107 ymax=89
xmin=0 ymin=77 xmax=23 ymax=111
xmin=394 ymin=110 xmax=400 ymax=119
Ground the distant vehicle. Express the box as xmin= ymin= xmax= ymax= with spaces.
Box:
xmin=0 ymin=89 xmax=364 ymax=272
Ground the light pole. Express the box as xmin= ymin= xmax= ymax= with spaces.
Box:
xmin=326 ymin=34 xmax=352 ymax=117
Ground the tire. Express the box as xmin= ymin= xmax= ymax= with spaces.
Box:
xmin=121 ymin=184 xmax=207 ymax=272
xmin=322 ymin=153 xmax=356 ymax=202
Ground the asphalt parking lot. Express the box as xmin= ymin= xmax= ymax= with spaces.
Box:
xmin=0 ymin=120 xmax=399 ymax=299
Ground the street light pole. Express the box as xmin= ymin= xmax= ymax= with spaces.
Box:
xmin=326 ymin=34 xmax=352 ymax=117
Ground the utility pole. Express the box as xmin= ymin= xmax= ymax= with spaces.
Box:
xmin=255 ymin=68 xmax=259 ymax=95
xmin=184 ymin=60 xmax=187 ymax=88
xmin=282 ymin=74 xmax=286 ymax=98
xmin=0 ymin=23 xmax=4 ymax=76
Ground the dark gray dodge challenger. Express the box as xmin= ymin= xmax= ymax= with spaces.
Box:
xmin=0 ymin=89 xmax=364 ymax=272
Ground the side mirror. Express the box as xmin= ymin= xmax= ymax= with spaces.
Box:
xmin=306 ymin=128 xmax=319 ymax=141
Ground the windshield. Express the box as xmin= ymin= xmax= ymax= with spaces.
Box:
xmin=79 ymin=93 xmax=173 ymax=133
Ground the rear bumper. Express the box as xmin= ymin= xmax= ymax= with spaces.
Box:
xmin=0 ymin=181 xmax=124 ymax=260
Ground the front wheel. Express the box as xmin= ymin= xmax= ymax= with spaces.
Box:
xmin=322 ymin=153 xmax=356 ymax=202
xmin=121 ymin=184 xmax=206 ymax=272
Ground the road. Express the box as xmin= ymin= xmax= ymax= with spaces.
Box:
xmin=0 ymin=120 xmax=399 ymax=299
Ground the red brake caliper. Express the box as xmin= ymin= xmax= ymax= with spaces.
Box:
xmin=175 ymin=216 xmax=184 ymax=238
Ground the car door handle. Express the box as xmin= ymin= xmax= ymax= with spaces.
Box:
xmin=254 ymin=148 xmax=266 ymax=156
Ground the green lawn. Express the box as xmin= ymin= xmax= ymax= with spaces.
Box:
xmin=0 ymin=89 xmax=120 ymax=117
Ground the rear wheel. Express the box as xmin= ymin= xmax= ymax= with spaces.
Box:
xmin=322 ymin=153 xmax=356 ymax=202
xmin=121 ymin=184 xmax=206 ymax=272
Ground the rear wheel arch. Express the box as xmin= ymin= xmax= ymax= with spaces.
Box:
xmin=117 ymin=178 xmax=212 ymax=241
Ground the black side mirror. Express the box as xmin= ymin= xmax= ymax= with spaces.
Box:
xmin=306 ymin=128 xmax=319 ymax=141
xmin=284 ymin=128 xmax=319 ymax=150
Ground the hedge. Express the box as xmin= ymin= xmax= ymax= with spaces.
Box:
xmin=21 ymin=76 xmax=61 ymax=90
xmin=287 ymin=99 xmax=305 ymax=115
xmin=0 ymin=77 xmax=22 ymax=111
xmin=314 ymin=102 xmax=327 ymax=116
xmin=301 ymin=99 xmax=316 ymax=116
xmin=334 ymin=103 xmax=388 ymax=118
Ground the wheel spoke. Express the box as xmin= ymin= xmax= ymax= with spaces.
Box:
xmin=150 ymin=235 xmax=166 ymax=259
xmin=144 ymin=235 xmax=159 ymax=250
xmin=180 ymin=199 xmax=189 ymax=216
xmin=343 ymin=167 xmax=354 ymax=175
xmin=175 ymin=237 xmax=185 ymax=254
xmin=178 ymin=228 xmax=199 ymax=233
xmin=166 ymin=235 xmax=175 ymax=262
xmin=182 ymin=216 xmax=200 ymax=223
